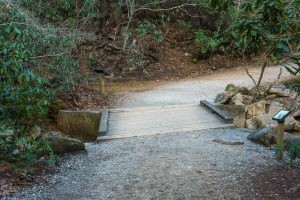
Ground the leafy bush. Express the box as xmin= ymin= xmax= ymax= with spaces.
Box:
xmin=207 ymin=0 xmax=300 ymax=59
xmin=0 ymin=22 xmax=52 ymax=126
xmin=20 ymin=0 xmax=97 ymax=27
xmin=0 ymin=2 xmax=79 ymax=127
xmin=134 ymin=20 xmax=163 ymax=61
xmin=136 ymin=20 xmax=163 ymax=44
xmin=195 ymin=29 xmax=224 ymax=57
xmin=0 ymin=123 xmax=56 ymax=166
xmin=0 ymin=0 xmax=81 ymax=165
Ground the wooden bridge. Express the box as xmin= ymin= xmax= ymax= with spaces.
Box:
xmin=97 ymin=102 xmax=233 ymax=140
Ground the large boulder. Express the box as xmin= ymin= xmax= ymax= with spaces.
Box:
xmin=284 ymin=132 xmax=300 ymax=146
xmin=246 ymin=118 xmax=260 ymax=130
xmin=44 ymin=132 xmax=85 ymax=154
xmin=214 ymin=91 xmax=236 ymax=104
xmin=253 ymin=115 xmax=272 ymax=129
xmin=284 ymin=117 xmax=297 ymax=132
xmin=268 ymin=87 xmax=290 ymax=97
xmin=245 ymin=100 xmax=267 ymax=118
xmin=217 ymin=104 xmax=245 ymax=117
xmin=231 ymin=93 xmax=253 ymax=105
xmin=294 ymin=121 xmax=300 ymax=132
xmin=57 ymin=110 xmax=101 ymax=141
xmin=247 ymin=127 xmax=275 ymax=146
xmin=292 ymin=110 xmax=300 ymax=131
xmin=248 ymin=128 xmax=300 ymax=156
xmin=238 ymin=87 xmax=250 ymax=95
xmin=233 ymin=114 xmax=246 ymax=128
xmin=225 ymin=84 xmax=249 ymax=95
xmin=250 ymin=104 xmax=297 ymax=131
xmin=293 ymin=110 xmax=300 ymax=120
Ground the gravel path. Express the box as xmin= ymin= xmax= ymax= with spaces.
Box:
xmin=9 ymin=129 xmax=279 ymax=200
xmin=120 ymin=65 xmax=290 ymax=108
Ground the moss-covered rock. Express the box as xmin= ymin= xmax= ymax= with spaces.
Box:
xmin=44 ymin=132 xmax=85 ymax=154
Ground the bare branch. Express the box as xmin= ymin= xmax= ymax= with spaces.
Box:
xmin=257 ymin=60 xmax=267 ymax=88
xmin=134 ymin=3 xmax=202 ymax=13
xmin=262 ymin=67 xmax=283 ymax=97
xmin=244 ymin=65 xmax=261 ymax=95
xmin=29 ymin=52 xmax=68 ymax=59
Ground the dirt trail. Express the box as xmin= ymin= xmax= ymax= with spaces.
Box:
xmin=119 ymin=65 xmax=289 ymax=107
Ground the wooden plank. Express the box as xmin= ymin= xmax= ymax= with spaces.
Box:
xmin=109 ymin=104 xmax=200 ymax=112
xmin=98 ymin=109 xmax=109 ymax=137
xmin=200 ymin=100 xmax=233 ymax=122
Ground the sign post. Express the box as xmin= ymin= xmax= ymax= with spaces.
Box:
xmin=272 ymin=110 xmax=291 ymax=160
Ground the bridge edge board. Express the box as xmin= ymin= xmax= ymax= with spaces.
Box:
xmin=200 ymin=100 xmax=233 ymax=123
xmin=97 ymin=109 xmax=109 ymax=139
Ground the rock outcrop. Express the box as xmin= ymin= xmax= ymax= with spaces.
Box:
xmin=44 ymin=132 xmax=85 ymax=154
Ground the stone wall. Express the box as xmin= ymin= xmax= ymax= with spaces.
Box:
xmin=57 ymin=110 xmax=101 ymax=142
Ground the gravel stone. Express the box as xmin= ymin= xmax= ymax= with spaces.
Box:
xmin=8 ymin=128 xmax=281 ymax=200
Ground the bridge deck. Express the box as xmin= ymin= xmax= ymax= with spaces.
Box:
xmin=97 ymin=104 xmax=233 ymax=140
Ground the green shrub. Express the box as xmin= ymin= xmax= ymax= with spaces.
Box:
xmin=0 ymin=1 xmax=80 ymax=165
xmin=195 ymin=29 xmax=224 ymax=57
xmin=0 ymin=1 xmax=80 ymax=124
xmin=0 ymin=123 xmax=57 ymax=166
xmin=207 ymin=0 xmax=300 ymax=58
xmin=0 ymin=21 xmax=52 ymax=126
xmin=20 ymin=0 xmax=97 ymax=25
xmin=136 ymin=20 xmax=163 ymax=44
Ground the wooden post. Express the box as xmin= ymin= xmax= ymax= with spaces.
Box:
xmin=276 ymin=122 xmax=285 ymax=160
xmin=99 ymin=74 xmax=106 ymax=95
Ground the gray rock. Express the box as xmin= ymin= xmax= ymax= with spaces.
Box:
xmin=293 ymin=110 xmax=300 ymax=120
xmin=253 ymin=112 xmax=290 ymax=130
xmin=268 ymin=88 xmax=290 ymax=97
xmin=294 ymin=121 xmax=300 ymax=132
xmin=284 ymin=117 xmax=297 ymax=132
xmin=233 ymin=115 xmax=246 ymax=128
xmin=284 ymin=132 xmax=300 ymax=146
xmin=44 ymin=132 xmax=85 ymax=154
xmin=231 ymin=93 xmax=253 ymax=105
xmin=231 ymin=93 xmax=244 ymax=106
xmin=247 ymin=127 xmax=275 ymax=146
xmin=214 ymin=91 xmax=236 ymax=104
xmin=246 ymin=118 xmax=260 ymax=130
xmin=217 ymin=104 xmax=245 ymax=117
xmin=245 ymin=101 xmax=267 ymax=118
xmin=253 ymin=115 xmax=272 ymax=129
xmin=238 ymin=87 xmax=250 ymax=95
